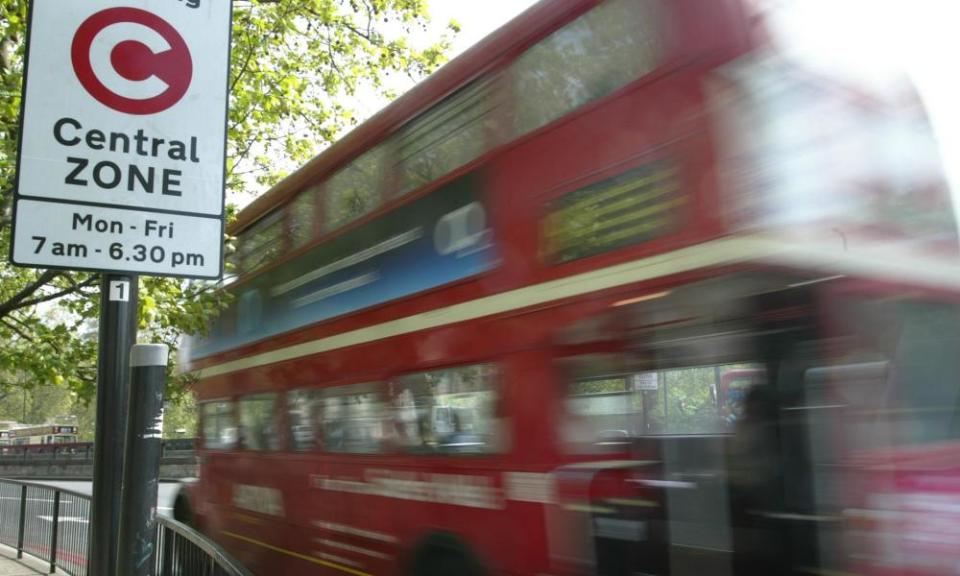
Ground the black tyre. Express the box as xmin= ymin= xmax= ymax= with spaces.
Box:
xmin=415 ymin=551 xmax=483 ymax=576
xmin=172 ymin=494 xmax=193 ymax=526
xmin=410 ymin=534 xmax=484 ymax=576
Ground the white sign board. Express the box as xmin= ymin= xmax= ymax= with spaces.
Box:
xmin=631 ymin=372 xmax=659 ymax=391
xmin=11 ymin=0 xmax=231 ymax=279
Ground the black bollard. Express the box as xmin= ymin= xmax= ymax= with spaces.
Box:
xmin=117 ymin=344 xmax=168 ymax=576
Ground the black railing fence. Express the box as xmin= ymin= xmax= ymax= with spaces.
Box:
xmin=0 ymin=478 xmax=253 ymax=576
xmin=156 ymin=517 xmax=255 ymax=576
xmin=0 ymin=480 xmax=89 ymax=575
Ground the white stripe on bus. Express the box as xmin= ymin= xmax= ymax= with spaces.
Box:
xmin=273 ymin=228 xmax=422 ymax=296
xmin=196 ymin=233 xmax=960 ymax=378
xmin=312 ymin=551 xmax=363 ymax=568
xmin=293 ymin=272 xmax=379 ymax=308
xmin=312 ymin=521 xmax=398 ymax=543
xmin=503 ymin=472 xmax=555 ymax=504
xmin=315 ymin=538 xmax=392 ymax=560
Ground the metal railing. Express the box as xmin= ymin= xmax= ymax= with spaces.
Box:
xmin=0 ymin=480 xmax=90 ymax=575
xmin=155 ymin=517 xmax=255 ymax=576
xmin=0 ymin=443 xmax=94 ymax=463
xmin=0 ymin=478 xmax=253 ymax=576
xmin=0 ymin=438 xmax=197 ymax=463
xmin=0 ymin=441 xmax=198 ymax=481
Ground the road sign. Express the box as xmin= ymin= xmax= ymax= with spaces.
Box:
xmin=11 ymin=0 xmax=231 ymax=279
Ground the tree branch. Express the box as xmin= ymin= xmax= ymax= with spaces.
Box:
xmin=229 ymin=7 xmax=257 ymax=93
xmin=0 ymin=269 xmax=59 ymax=320
xmin=2 ymin=318 xmax=35 ymax=342
xmin=14 ymin=275 xmax=98 ymax=311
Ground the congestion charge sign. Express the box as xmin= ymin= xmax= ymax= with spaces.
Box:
xmin=10 ymin=0 xmax=231 ymax=279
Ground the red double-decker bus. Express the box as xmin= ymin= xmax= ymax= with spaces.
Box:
xmin=180 ymin=0 xmax=960 ymax=574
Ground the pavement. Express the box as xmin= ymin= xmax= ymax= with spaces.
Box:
xmin=0 ymin=548 xmax=43 ymax=575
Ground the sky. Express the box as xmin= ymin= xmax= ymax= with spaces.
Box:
xmin=886 ymin=2 xmax=960 ymax=220
xmin=760 ymin=0 xmax=960 ymax=225
xmin=430 ymin=0 xmax=539 ymax=57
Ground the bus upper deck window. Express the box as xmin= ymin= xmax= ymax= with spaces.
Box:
xmin=510 ymin=0 xmax=663 ymax=136
xmin=394 ymin=77 xmax=500 ymax=197
xmin=324 ymin=145 xmax=387 ymax=231
xmin=288 ymin=186 xmax=319 ymax=248
xmin=234 ymin=209 xmax=285 ymax=275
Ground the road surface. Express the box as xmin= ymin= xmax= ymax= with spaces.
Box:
xmin=35 ymin=481 xmax=179 ymax=517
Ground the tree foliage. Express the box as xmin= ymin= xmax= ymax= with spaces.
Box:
xmin=0 ymin=384 xmax=76 ymax=428
xmin=227 ymin=0 xmax=457 ymax=193
xmin=0 ymin=0 xmax=455 ymax=404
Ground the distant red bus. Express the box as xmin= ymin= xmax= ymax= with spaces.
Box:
xmin=181 ymin=0 xmax=960 ymax=575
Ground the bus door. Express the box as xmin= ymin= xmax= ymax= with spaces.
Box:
xmin=381 ymin=365 xmax=507 ymax=568
xmin=198 ymin=398 xmax=239 ymax=528
xmin=812 ymin=283 xmax=960 ymax=575
xmin=214 ymin=393 xmax=290 ymax=572
xmin=310 ymin=380 xmax=397 ymax=574
xmin=550 ymin=271 xmax=835 ymax=575
xmin=753 ymin=281 xmax=960 ymax=576
xmin=282 ymin=386 xmax=349 ymax=572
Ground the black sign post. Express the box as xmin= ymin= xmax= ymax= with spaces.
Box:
xmin=88 ymin=274 xmax=138 ymax=576
xmin=118 ymin=343 xmax=167 ymax=576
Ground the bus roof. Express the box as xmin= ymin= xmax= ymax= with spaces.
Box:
xmin=230 ymin=0 xmax=580 ymax=236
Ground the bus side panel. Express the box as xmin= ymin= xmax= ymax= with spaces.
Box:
xmin=488 ymin=67 xmax=724 ymax=290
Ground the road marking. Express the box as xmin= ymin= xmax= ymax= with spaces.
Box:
xmin=223 ymin=531 xmax=371 ymax=576
xmin=38 ymin=516 xmax=88 ymax=524
xmin=0 ymin=496 xmax=76 ymax=505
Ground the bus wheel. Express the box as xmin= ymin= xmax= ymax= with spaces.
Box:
xmin=173 ymin=494 xmax=193 ymax=527
xmin=410 ymin=535 xmax=483 ymax=576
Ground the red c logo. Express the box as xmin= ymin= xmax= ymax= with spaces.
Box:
xmin=71 ymin=8 xmax=192 ymax=115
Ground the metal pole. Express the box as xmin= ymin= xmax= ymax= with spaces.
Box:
xmin=49 ymin=490 xmax=60 ymax=574
xmin=118 ymin=344 xmax=168 ymax=576
xmin=714 ymin=365 xmax=722 ymax=412
xmin=17 ymin=484 xmax=26 ymax=559
xmin=88 ymin=274 xmax=138 ymax=576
